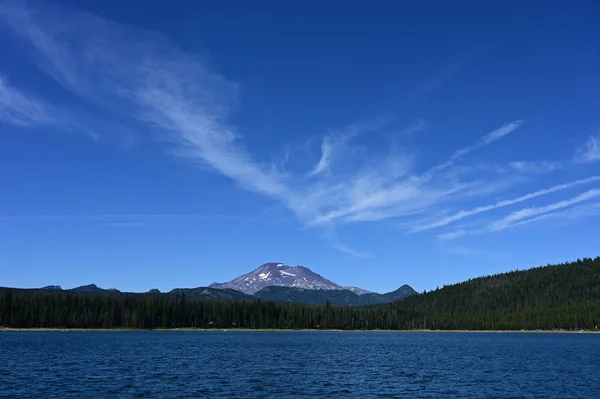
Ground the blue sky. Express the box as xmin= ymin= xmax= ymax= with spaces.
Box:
xmin=1 ymin=0 xmax=599 ymax=293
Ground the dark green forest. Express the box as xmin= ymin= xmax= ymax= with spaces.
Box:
xmin=252 ymin=284 xmax=417 ymax=306
xmin=2 ymin=257 xmax=599 ymax=331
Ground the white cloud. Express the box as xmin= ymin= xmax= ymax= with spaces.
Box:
xmin=5 ymin=1 xmax=578 ymax=251
xmin=575 ymin=135 xmax=600 ymax=163
xmin=440 ymin=245 xmax=502 ymax=257
xmin=451 ymin=120 xmax=524 ymax=159
xmin=438 ymin=197 xmax=600 ymax=240
xmin=0 ymin=1 xmax=523 ymax=232
xmin=308 ymin=135 xmax=334 ymax=177
xmin=0 ymin=74 xmax=132 ymax=143
xmin=414 ymin=176 xmax=600 ymax=231
xmin=506 ymin=201 xmax=600 ymax=229
xmin=307 ymin=122 xmax=380 ymax=177
xmin=509 ymin=160 xmax=562 ymax=174
xmin=437 ymin=229 xmax=468 ymax=240
xmin=488 ymin=189 xmax=600 ymax=231
xmin=86 ymin=129 xmax=101 ymax=142
xmin=0 ymin=76 xmax=55 ymax=126
xmin=332 ymin=244 xmax=372 ymax=258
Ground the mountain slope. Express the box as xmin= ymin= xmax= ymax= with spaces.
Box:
xmin=168 ymin=287 xmax=254 ymax=301
xmin=253 ymin=286 xmax=364 ymax=306
xmin=70 ymin=284 xmax=119 ymax=293
xmin=387 ymin=257 xmax=600 ymax=330
xmin=40 ymin=285 xmax=62 ymax=290
xmin=253 ymin=285 xmax=417 ymax=306
xmin=0 ymin=285 xmax=253 ymax=302
xmin=355 ymin=285 xmax=418 ymax=304
xmin=209 ymin=262 xmax=344 ymax=294
xmin=209 ymin=262 xmax=415 ymax=303
xmin=344 ymin=286 xmax=373 ymax=295
xmin=383 ymin=285 xmax=418 ymax=302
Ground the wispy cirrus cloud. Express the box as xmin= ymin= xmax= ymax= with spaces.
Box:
xmin=308 ymin=136 xmax=334 ymax=177
xmin=0 ymin=73 xmax=132 ymax=143
xmin=1 ymin=0 xmax=595 ymax=255
xmin=0 ymin=1 xmax=524 ymax=225
xmin=86 ymin=129 xmax=101 ymax=142
xmin=451 ymin=120 xmax=524 ymax=159
xmin=409 ymin=49 xmax=484 ymax=99
xmin=414 ymin=176 xmax=600 ymax=232
xmin=488 ymin=188 xmax=600 ymax=231
xmin=437 ymin=229 xmax=468 ymax=240
xmin=307 ymin=121 xmax=386 ymax=177
xmin=440 ymin=190 xmax=600 ymax=239
xmin=509 ymin=160 xmax=563 ymax=174
xmin=0 ymin=75 xmax=55 ymax=126
xmin=575 ymin=135 xmax=600 ymax=163
xmin=397 ymin=119 xmax=429 ymax=136
xmin=333 ymin=244 xmax=373 ymax=259
xmin=504 ymin=201 xmax=600 ymax=229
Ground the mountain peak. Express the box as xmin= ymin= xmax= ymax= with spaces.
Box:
xmin=71 ymin=284 xmax=101 ymax=292
xmin=41 ymin=285 xmax=63 ymax=291
xmin=256 ymin=262 xmax=285 ymax=272
xmin=209 ymin=262 xmax=348 ymax=295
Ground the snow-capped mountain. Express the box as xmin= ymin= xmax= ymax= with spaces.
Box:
xmin=343 ymin=286 xmax=373 ymax=295
xmin=209 ymin=262 xmax=352 ymax=295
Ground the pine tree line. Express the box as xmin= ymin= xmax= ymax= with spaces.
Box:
xmin=1 ymin=257 xmax=599 ymax=331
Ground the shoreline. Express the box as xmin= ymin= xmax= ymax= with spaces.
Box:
xmin=1 ymin=327 xmax=599 ymax=334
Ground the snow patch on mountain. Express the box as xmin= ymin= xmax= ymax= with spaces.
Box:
xmin=344 ymin=286 xmax=373 ymax=295
xmin=258 ymin=272 xmax=271 ymax=280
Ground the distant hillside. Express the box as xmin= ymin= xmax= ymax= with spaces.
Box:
xmin=388 ymin=257 xmax=600 ymax=330
xmin=40 ymin=285 xmax=62 ymax=291
xmin=1 ymin=257 xmax=598 ymax=330
xmin=70 ymin=284 xmax=119 ymax=293
xmin=168 ymin=287 xmax=254 ymax=301
xmin=371 ymin=285 xmax=418 ymax=303
xmin=1 ymin=285 xmax=254 ymax=302
xmin=2 ymin=285 xmax=122 ymax=297
xmin=254 ymin=285 xmax=417 ymax=306
xmin=4 ymin=261 xmax=417 ymax=306
xmin=254 ymin=286 xmax=366 ymax=306
xmin=3 ymin=283 xmax=414 ymax=306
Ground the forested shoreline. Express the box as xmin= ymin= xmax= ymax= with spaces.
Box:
xmin=2 ymin=257 xmax=599 ymax=331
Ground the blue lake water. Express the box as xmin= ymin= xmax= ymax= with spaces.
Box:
xmin=1 ymin=331 xmax=599 ymax=398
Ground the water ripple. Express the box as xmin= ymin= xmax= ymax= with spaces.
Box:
xmin=1 ymin=332 xmax=599 ymax=398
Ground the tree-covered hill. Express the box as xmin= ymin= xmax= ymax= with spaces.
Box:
xmin=0 ymin=282 xmax=417 ymax=306
xmin=389 ymin=257 xmax=600 ymax=330
xmin=253 ymin=284 xmax=417 ymax=306
xmin=2 ymin=285 xmax=256 ymax=301
xmin=1 ymin=257 xmax=598 ymax=330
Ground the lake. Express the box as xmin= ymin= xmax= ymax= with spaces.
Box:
xmin=1 ymin=331 xmax=599 ymax=398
